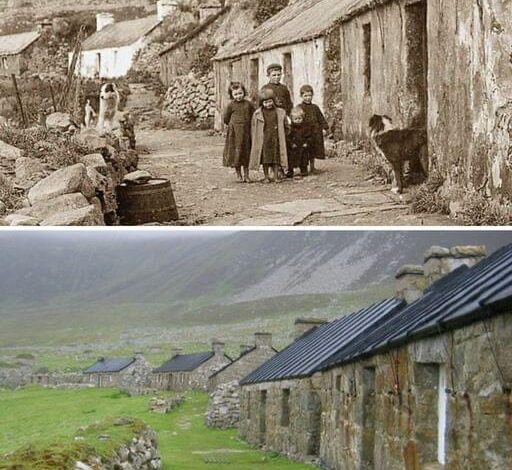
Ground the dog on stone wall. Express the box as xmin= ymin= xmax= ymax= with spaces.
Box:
xmin=97 ymin=83 xmax=120 ymax=134
xmin=369 ymin=114 xmax=428 ymax=194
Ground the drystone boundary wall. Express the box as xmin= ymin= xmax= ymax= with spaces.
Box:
xmin=206 ymin=380 xmax=241 ymax=429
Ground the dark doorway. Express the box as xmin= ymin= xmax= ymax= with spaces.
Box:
xmin=307 ymin=391 xmax=322 ymax=456
xmin=405 ymin=0 xmax=428 ymax=128
xmin=259 ymin=390 xmax=267 ymax=444
xmin=250 ymin=58 xmax=260 ymax=103
xmin=361 ymin=367 xmax=377 ymax=467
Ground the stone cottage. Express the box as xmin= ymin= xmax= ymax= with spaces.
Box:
xmin=239 ymin=244 xmax=512 ymax=469
xmin=213 ymin=0 xmax=512 ymax=208
xmin=208 ymin=332 xmax=278 ymax=392
xmin=83 ymin=352 xmax=151 ymax=389
xmin=152 ymin=340 xmax=232 ymax=392
xmin=75 ymin=1 xmax=175 ymax=79
xmin=0 ymin=30 xmax=41 ymax=76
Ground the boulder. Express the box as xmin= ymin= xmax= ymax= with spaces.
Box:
xmin=46 ymin=112 xmax=78 ymax=132
xmin=17 ymin=193 xmax=89 ymax=220
xmin=40 ymin=204 xmax=104 ymax=226
xmin=4 ymin=214 xmax=40 ymax=226
xmin=123 ymin=170 xmax=152 ymax=185
xmin=15 ymin=157 xmax=47 ymax=190
xmin=28 ymin=163 xmax=94 ymax=204
xmin=80 ymin=153 xmax=107 ymax=174
xmin=0 ymin=139 xmax=23 ymax=161
xmin=76 ymin=129 xmax=108 ymax=151
xmin=86 ymin=167 xmax=108 ymax=193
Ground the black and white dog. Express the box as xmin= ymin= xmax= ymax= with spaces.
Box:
xmin=97 ymin=83 xmax=120 ymax=134
xmin=369 ymin=114 xmax=428 ymax=193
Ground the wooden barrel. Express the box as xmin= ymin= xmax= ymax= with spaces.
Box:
xmin=116 ymin=178 xmax=179 ymax=225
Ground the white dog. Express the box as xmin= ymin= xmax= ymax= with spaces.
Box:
xmin=97 ymin=83 xmax=120 ymax=134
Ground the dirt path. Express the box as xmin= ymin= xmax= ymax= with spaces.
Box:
xmin=137 ymin=127 xmax=453 ymax=226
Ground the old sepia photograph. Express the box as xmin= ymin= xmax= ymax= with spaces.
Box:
xmin=0 ymin=0 xmax=510 ymax=226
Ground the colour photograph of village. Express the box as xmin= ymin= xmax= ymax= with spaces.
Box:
xmin=1 ymin=0 xmax=511 ymax=227
xmin=0 ymin=229 xmax=511 ymax=469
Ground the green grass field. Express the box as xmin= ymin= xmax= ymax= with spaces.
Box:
xmin=0 ymin=387 xmax=313 ymax=470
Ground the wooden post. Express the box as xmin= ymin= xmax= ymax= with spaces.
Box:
xmin=11 ymin=74 xmax=28 ymax=128
xmin=49 ymin=81 xmax=57 ymax=112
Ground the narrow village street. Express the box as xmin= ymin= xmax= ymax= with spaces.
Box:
xmin=137 ymin=126 xmax=453 ymax=226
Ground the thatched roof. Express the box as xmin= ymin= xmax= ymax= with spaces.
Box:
xmin=0 ymin=30 xmax=41 ymax=56
xmin=214 ymin=0 xmax=389 ymax=61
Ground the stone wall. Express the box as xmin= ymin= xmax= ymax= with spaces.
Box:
xmin=161 ymin=72 xmax=215 ymax=127
xmin=239 ymin=310 xmax=512 ymax=469
xmin=206 ymin=380 xmax=240 ymax=429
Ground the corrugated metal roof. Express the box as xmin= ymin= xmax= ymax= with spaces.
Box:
xmin=82 ymin=16 xmax=161 ymax=51
xmin=84 ymin=357 xmax=135 ymax=374
xmin=153 ymin=352 xmax=216 ymax=373
xmin=0 ymin=31 xmax=41 ymax=56
xmin=321 ymin=243 xmax=512 ymax=370
xmin=214 ymin=0 xmax=379 ymax=61
xmin=240 ymin=298 xmax=404 ymax=385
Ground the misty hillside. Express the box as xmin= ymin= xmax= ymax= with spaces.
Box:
xmin=1 ymin=231 xmax=509 ymax=314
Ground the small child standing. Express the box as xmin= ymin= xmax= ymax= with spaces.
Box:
xmin=262 ymin=63 xmax=293 ymax=116
xmin=287 ymin=107 xmax=313 ymax=178
xmin=223 ymin=82 xmax=255 ymax=182
xmin=249 ymin=88 xmax=289 ymax=183
xmin=298 ymin=85 xmax=329 ymax=174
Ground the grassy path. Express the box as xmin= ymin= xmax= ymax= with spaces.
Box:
xmin=0 ymin=387 xmax=312 ymax=469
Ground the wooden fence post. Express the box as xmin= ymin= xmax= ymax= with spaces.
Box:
xmin=11 ymin=74 xmax=28 ymax=128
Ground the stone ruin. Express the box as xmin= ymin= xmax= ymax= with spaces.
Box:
xmin=205 ymin=380 xmax=240 ymax=429
xmin=149 ymin=394 xmax=185 ymax=414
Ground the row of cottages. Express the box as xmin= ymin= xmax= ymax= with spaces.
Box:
xmin=83 ymin=352 xmax=151 ymax=389
xmin=239 ymin=243 xmax=512 ymax=469
xmin=159 ymin=1 xmax=228 ymax=86
xmin=208 ymin=332 xmax=279 ymax=392
xmin=75 ymin=0 xmax=176 ymax=79
xmin=213 ymin=0 xmax=512 ymax=204
xmin=152 ymin=340 xmax=232 ymax=392
xmin=0 ymin=30 xmax=41 ymax=76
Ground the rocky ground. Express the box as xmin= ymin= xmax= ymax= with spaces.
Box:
xmin=137 ymin=127 xmax=454 ymax=226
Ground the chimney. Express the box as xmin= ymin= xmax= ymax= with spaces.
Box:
xmin=395 ymin=264 xmax=425 ymax=304
xmin=199 ymin=2 xmax=223 ymax=22
xmin=96 ymin=13 xmax=115 ymax=32
xmin=254 ymin=332 xmax=272 ymax=349
xmin=134 ymin=352 xmax=144 ymax=362
xmin=157 ymin=0 xmax=178 ymax=21
xmin=212 ymin=339 xmax=225 ymax=357
xmin=294 ymin=318 xmax=327 ymax=339
xmin=240 ymin=344 xmax=253 ymax=355
xmin=171 ymin=347 xmax=183 ymax=357
xmin=424 ymin=245 xmax=486 ymax=287
xmin=37 ymin=19 xmax=52 ymax=33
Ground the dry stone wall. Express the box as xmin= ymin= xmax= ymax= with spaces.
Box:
xmin=206 ymin=380 xmax=240 ymax=429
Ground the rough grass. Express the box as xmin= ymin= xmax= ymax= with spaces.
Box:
xmin=0 ymin=174 xmax=24 ymax=211
xmin=460 ymin=191 xmax=511 ymax=226
xmin=0 ymin=388 xmax=313 ymax=470
xmin=410 ymin=170 xmax=449 ymax=215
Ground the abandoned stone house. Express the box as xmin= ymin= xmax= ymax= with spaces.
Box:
xmin=208 ymin=332 xmax=278 ymax=392
xmin=213 ymin=0 xmax=512 ymax=206
xmin=0 ymin=30 xmax=41 ymax=76
xmin=83 ymin=352 xmax=150 ymax=389
xmin=152 ymin=340 xmax=232 ymax=392
xmin=239 ymin=243 xmax=512 ymax=470
xmin=75 ymin=1 xmax=176 ymax=79
xmin=159 ymin=1 xmax=227 ymax=86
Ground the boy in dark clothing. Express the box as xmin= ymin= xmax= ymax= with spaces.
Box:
xmin=286 ymin=107 xmax=313 ymax=178
xmin=262 ymin=63 xmax=293 ymax=116
xmin=298 ymin=84 xmax=329 ymax=174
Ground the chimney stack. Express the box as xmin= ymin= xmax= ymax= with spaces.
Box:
xmin=294 ymin=318 xmax=327 ymax=339
xmin=395 ymin=264 xmax=426 ymax=304
xmin=424 ymin=245 xmax=486 ymax=287
xmin=134 ymin=352 xmax=144 ymax=362
xmin=254 ymin=332 xmax=272 ymax=349
xmin=171 ymin=347 xmax=183 ymax=357
xmin=212 ymin=339 xmax=225 ymax=357
xmin=157 ymin=0 xmax=178 ymax=21
xmin=96 ymin=13 xmax=115 ymax=32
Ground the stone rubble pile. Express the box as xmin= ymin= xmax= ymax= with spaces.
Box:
xmin=0 ymin=116 xmax=139 ymax=226
xmin=162 ymin=72 xmax=216 ymax=125
xmin=131 ymin=42 xmax=173 ymax=79
xmin=205 ymin=380 xmax=240 ymax=429
xmin=76 ymin=425 xmax=161 ymax=470
xmin=149 ymin=395 xmax=185 ymax=414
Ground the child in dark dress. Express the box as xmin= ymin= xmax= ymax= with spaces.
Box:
xmin=261 ymin=63 xmax=293 ymax=116
xmin=223 ymin=82 xmax=255 ymax=182
xmin=298 ymin=85 xmax=329 ymax=174
xmin=287 ymin=107 xmax=313 ymax=178
xmin=249 ymin=88 xmax=289 ymax=183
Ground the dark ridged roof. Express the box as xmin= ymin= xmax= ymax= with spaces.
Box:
xmin=84 ymin=357 xmax=135 ymax=374
xmin=153 ymin=352 xmax=216 ymax=373
xmin=240 ymin=298 xmax=404 ymax=385
xmin=320 ymin=243 xmax=512 ymax=370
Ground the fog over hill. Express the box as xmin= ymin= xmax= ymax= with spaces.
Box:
xmin=1 ymin=230 xmax=509 ymax=313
